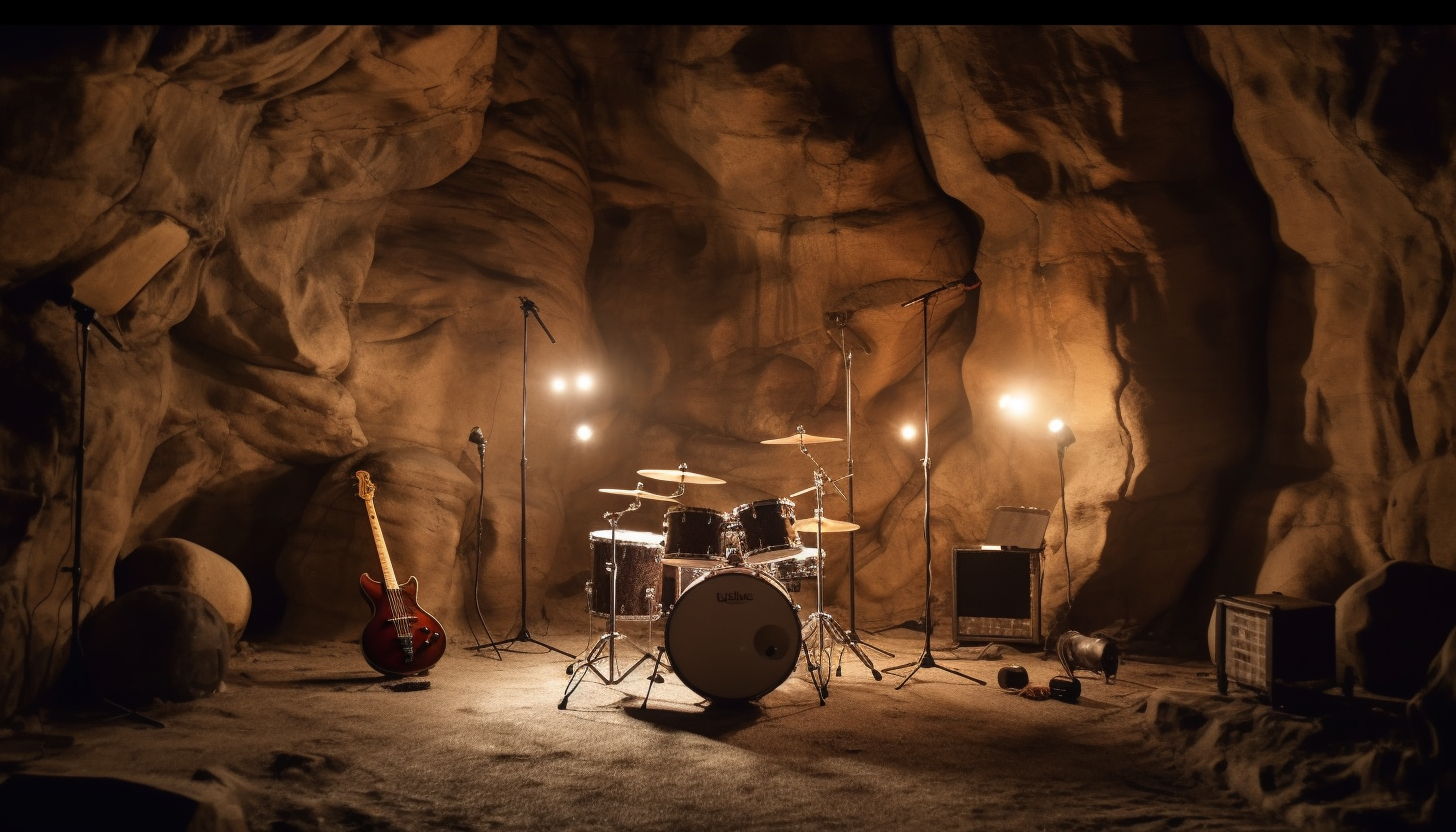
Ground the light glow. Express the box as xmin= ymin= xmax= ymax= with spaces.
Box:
xmin=1048 ymin=418 xmax=1065 ymax=434
xmin=575 ymin=373 xmax=594 ymax=392
xmin=550 ymin=377 xmax=568 ymax=393
xmin=900 ymin=424 xmax=918 ymax=441
xmin=999 ymin=392 xmax=1032 ymax=417
xmin=575 ymin=424 xmax=594 ymax=441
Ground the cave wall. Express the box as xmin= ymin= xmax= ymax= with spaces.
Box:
xmin=1 ymin=24 xmax=1451 ymax=719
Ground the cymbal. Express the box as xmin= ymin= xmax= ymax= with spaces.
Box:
xmin=637 ymin=468 xmax=726 ymax=485
xmin=599 ymin=488 xmax=679 ymax=503
xmin=793 ymin=516 xmax=859 ymax=533
xmin=761 ymin=433 xmax=842 ymax=445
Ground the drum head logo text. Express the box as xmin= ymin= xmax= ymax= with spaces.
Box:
xmin=716 ymin=591 xmax=754 ymax=603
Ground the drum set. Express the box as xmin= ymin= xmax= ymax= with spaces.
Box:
xmin=560 ymin=429 xmax=883 ymax=709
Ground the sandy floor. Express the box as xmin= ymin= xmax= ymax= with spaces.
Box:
xmin=0 ymin=609 xmax=1311 ymax=832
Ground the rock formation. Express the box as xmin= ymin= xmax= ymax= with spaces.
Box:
xmin=1 ymin=25 xmax=1453 ymax=720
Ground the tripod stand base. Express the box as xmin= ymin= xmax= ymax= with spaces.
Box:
xmin=844 ymin=629 xmax=895 ymax=659
xmin=802 ymin=612 xmax=882 ymax=682
xmin=473 ymin=626 xmax=573 ymax=659
xmin=560 ymin=632 xmax=655 ymax=708
xmin=885 ymin=650 xmax=988 ymax=690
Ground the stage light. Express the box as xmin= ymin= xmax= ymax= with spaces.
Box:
xmin=575 ymin=373 xmax=594 ymax=392
xmin=551 ymin=377 xmax=568 ymax=393
xmin=1049 ymin=418 xmax=1075 ymax=447
xmin=999 ymin=392 xmax=1031 ymax=417
xmin=575 ymin=424 xmax=594 ymax=441
xmin=900 ymin=424 xmax=917 ymax=441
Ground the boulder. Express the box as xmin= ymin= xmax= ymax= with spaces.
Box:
xmin=115 ymin=538 xmax=251 ymax=646
xmin=1336 ymin=560 xmax=1456 ymax=698
xmin=81 ymin=585 xmax=230 ymax=707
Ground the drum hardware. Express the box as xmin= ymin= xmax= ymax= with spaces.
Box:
xmin=883 ymin=272 xmax=987 ymax=690
xmin=474 ymin=297 xmax=573 ymax=661
xmin=827 ymin=310 xmax=893 ymax=662
xmin=766 ymin=427 xmax=883 ymax=692
xmin=560 ymin=488 xmax=662 ymax=709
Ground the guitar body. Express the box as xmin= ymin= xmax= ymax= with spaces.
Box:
xmin=359 ymin=573 xmax=447 ymax=677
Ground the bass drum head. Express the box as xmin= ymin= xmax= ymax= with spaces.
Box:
xmin=664 ymin=568 xmax=801 ymax=702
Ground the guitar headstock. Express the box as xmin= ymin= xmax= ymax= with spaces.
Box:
xmin=354 ymin=470 xmax=375 ymax=500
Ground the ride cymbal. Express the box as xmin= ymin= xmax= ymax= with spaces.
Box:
xmin=792 ymin=516 xmax=859 ymax=533
xmin=760 ymin=433 xmax=842 ymax=445
xmin=636 ymin=468 xmax=726 ymax=485
xmin=599 ymin=487 xmax=679 ymax=502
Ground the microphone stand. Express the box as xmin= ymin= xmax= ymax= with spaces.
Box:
xmin=53 ymin=296 xmax=163 ymax=727
xmin=828 ymin=314 xmax=893 ymax=661
xmin=475 ymin=297 xmax=571 ymax=659
xmin=467 ymin=429 xmax=502 ymax=659
xmin=884 ymin=276 xmax=986 ymax=690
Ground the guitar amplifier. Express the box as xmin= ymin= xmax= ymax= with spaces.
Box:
xmin=1214 ymin=593 xmax=1335 ymax=710
xmin=953 ymin=506 xmax=1050 ymax=645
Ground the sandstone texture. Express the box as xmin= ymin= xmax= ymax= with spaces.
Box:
xmin=2 ymin=25 xmax=1453 ymax=719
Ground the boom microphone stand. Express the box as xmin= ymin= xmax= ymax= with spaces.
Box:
xmin=885 ymin=272 xmax=987 ymax=690
xmin=476 ymin=297 xmax=571 ymax=659
xmin=827 ymin=312 xmax=892 ymax=661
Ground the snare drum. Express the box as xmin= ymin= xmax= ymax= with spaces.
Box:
xmin=765 ymin=549 xmax=819 ymax=592
xmin=662 ymin=505 xmax=729 ymax=567
xmin=664 ymin=567 xmax=802 ymax=702
xmin=588 ymin=529 xmax=665 ymax=620
xmin=733 ymin=498 xmax=802 ymax=565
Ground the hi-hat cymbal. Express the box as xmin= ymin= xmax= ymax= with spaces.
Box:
xmin=761 ymin=433 xmax=842 ymax=445
xmin=637 ymin=468 xmax=726 ymax=485
xmin=600 ymin=487 xmax=679 ymax=503
xmin=793 ymin=516 xmax=860 ymax=533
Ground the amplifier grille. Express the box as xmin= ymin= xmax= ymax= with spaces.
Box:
xmin=1224 ymin=607 xmax=1268 ymax=689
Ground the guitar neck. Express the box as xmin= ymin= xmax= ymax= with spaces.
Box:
xmin=361 ymin=496 xmax=400 ymax=589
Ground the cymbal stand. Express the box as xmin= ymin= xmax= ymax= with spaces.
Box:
xmin=795 ymin=438 xmax=882 ymax=694
xmin=829 ymin=313 xmax=893 ymax=660
xmin=884 ymin=276 xmax=986 ymax=690
xmin=560 ymin=493 xmax=657 ymax=708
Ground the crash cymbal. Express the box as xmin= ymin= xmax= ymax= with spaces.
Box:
xmin=599 ymin=487 xmax=679 ymax=503
xmin=761 ymin=433 xmax=842 ymax=445
xmin=637 ymin=468 xmax=726 ymax=485
xmin=792 ymin=516 xmax=860 ymax=533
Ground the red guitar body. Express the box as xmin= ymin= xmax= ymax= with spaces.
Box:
xmin=359 ymin=573 xmax=447 ymax=677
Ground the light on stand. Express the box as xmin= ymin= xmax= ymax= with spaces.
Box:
xmin=1049 ymin=418 xmax=1075 ymax=447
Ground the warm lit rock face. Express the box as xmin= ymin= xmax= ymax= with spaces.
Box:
xmin=1 ymin=25 xmax=1453 ymax=718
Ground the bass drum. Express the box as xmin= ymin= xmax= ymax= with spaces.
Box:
xmin=664 ymin=567 xmax=802 ymax=702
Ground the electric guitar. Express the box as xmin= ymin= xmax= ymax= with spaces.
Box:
xmin=354 ymin=470 xmax=447 ymax=676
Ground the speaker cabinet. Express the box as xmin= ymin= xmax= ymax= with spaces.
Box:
xmin=1214 ymin=593 xmax=1335 ymax=710
xmin=952 ymin=547 xmax=1042 ymax=644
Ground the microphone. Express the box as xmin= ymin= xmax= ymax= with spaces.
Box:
xmin=468 ymin=427 xmax=485 ymax=448
xmin=900 ymin=270 xmax=983 ymax=307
